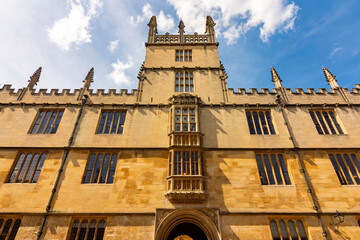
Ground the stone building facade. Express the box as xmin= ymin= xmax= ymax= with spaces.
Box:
xmin=0 ymin=16 xmax=359 ymax=240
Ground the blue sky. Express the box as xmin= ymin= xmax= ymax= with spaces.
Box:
xmin=0 ymin=0 xmax=359 ymax=92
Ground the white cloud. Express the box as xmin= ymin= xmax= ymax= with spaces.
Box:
xmin=107 ymin=57 xmax=134 ymax=87
xmin=166 ymin=0 xmax=299 ymax=43
xmin=130 ymin=3 xmax=153 ymax=26
xmin=330 ymin=47 xmax=342 ymax=58
xmin=157 ymin=11 xmax=175 ymax=32
xmin=47 ymin=0 xmax=103 ymax=51
xmin=108 ymin=39 xmax=119 ymax=53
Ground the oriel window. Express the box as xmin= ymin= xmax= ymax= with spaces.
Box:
xmin=255 ymin=154 xmax=291 ymax=185
xmin=171 ymin=151 xmax=200 ymax=175
xmin=8 ymin=152 xmax=47 ymax=183
xmin=174 ymin=107 xmax=196 ymax=132
xmin=83 ymin=153 xmax=118 ymax=184
xmin=97 ymin=111 xmax=126 ymax=134
xmin=309 ymin=110 xmax=344 ymax=135
xmin=246 ymin=110 xmax=276 ymax=135
xmin=175 ymin=50 xmax=192 ymax=62
xmin=30 ymin=110 xmax=64 ymax=134
xmin=175 ymin=71 xmax=194 ymax=92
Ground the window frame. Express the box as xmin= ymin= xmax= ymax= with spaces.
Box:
xmin=0 ymin=217 xmax=22 ymax=240
xmin=175 ymin=49 xmax=192 ymax=62
xmin=328 ymin=152 xmax=360 ymax=185
xmin=269 ymin=219 xmax=308 ymax=240
xmin=29 ymin=109 xmax=64 ymax=134
xmin=175 ymin=71 xmax=194 ymax=93
xmin=7 ymin=151 xmax=47 ymax=184
xmin=246 ymin=109 xmax=276 ymax=135
xmin=309 ymin=109 xmax=345 ymax=135
xmin=172 ymin=106 xmax=198 ymax=132
xmin=95 ymin=110 xmax=127 ymax=134
xmin=255 ymin=153 xmax=292 ymax=186
xmin=82 ymin=152 xmax=118 ymax=184
xmin=170 ymin=150 xmax=202 ymax=176
xmin=67 ymin=218 xmax=106 ymax=240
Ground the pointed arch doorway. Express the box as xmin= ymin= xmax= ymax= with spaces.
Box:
xmin=155 ymin=209 xmax=221 ymax=240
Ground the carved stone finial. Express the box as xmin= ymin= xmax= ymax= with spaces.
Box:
xmin=178 ymin=20 xmax=185 ymax=33
xmin=323 ymin=66 xmax=339 ymax=88
xmin=205 ymin=16 xmax=216 ymax=43
xmin=83 ymin=67 xmax=94 ymax=89
xmin=27 ymin=67 xmax=42 ymax=89
xmin=271 ymin=67 xmax=282 ymax=88
xmin=147 ymin=16 xmax=157 ymax=43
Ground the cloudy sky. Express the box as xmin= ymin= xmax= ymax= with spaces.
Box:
xmin=0 ymin=0 xmax=359 ymax=91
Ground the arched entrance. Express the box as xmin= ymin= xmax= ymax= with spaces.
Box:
xmin=155 ymin=209 xmax=221 ymax=240
xmin=167 ymin=222 xmax=207 ymax=240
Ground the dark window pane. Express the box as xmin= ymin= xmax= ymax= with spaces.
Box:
xmin=259 ymin=112 xmax=269 ymax=134
xmin=191 ymin=152 xmax=195 ymax=175
xmin=278 ymin=154 xmax=291 ymax=185
xmin=92 ymin=154 xmax=103 ymax=183
xmin=271 ymin=154 xmax=283 ymax=184
xmin=195 ymin=152 xmax=199 ymax=175
xmin=31 ymin=111 xmax=45 ymax=134
xmin=329 ymin=111 xmax=343 ymax=134
xmin=100 ymin=154 xmax=110 ymax=183
xmin=336 ymin=154 xmax=354 ymax=184
xmin=316 ymin=111 xmax=329 ymax=134
xmin=50 ymin=111 xmax=63 ymax=133
xmin=322 ymin=112 xmax=336 ymax=134
xmin=38 ymin=111 xmax=51 ymax=133
xmin=111 ymin=112 xmax=120 ymax=134
xmin=17 ymin=153 xmax=32 ymax=182
xmin=246 ymin=112 xmax=256 ymax=134
xmin=84 ymin=154 xmax=96 ymax=183
xmin=96 ymin=220 xmax=106 ymax=240
xmin=104 ymin=112 xmax=113 ymax=134
xmin=24 ymin=153 xmax=39 ymax=183
xmin=44 ymin=111 xmax=57 ymax=134
xmin=252 ymin=112 xmax=262 ymax=134
xmin=97 ymin=112 xmax=107 ymax=134
xmin=329 ymin=154 xmax=347 ymax=184
xmin=78 ymin=220 xmax=88 ymax=240
xmin=183 ymin=123 xmax=188 ymax=132
xmin=32 ymin=153 xmax=46 ymax=183
xmin=107 ymin=154 xmax=117 ymax=183
xmin=118 ymin=112 xmax=126 ymax=134
xmin=87 ymin=220 xmax=97 ymax=240
xmin=9 ymin=153 xmax=26 ymax=183
xmin=0 ymin=219 xmax=12 ymax=240
xmin=344 ymin=154 xmax=360 ymax=184
xmin=288 ymin=220 xmax=298 ymax=240
xmin=297 ymin=220 xmax=308 ymax=239
xmin=351 ymin=154 xmax=360 ymax=174
xmin=69 ymin=220 xmax=79 ymax=240
xmin=174 ymin=152 xmax=178 ymax=175
xmin=256 ymin=154 xmax=268 ymax=185
xmin=0 ymin=219 xmax=3 ymax=230
xmin=309 ymin=111 xmax=323 ymax=134
xmin=270 ymin=220 xmax=281 ymax=240
xmin=8 ymin=219 xmax=21 ymax=240
xmin=266 ymin=111 xmax=276 ymax=134
xmin=263 ymin=154 xmax=275 ymax=185
xmin=279 ymin=220 xmax=289 ymax=240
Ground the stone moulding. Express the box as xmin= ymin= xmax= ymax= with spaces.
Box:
xmin=165 ymin=191 xmax=207 ymax=204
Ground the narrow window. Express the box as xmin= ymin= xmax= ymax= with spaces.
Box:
xmin=96 ymin=220 xmax=106 ymax=240
xmin=310 ymin=110 xmax=343 ymax=135
xmin=97 ymin=111 xmax=126 ymax=134
xmin=343 ymin=154 xmax=360 ymax=184
xmin=87 ymin=220 xmax=97 ymax=240
xmin=78 ymin=220 xmax=88 ymax=240
xmin=287 ymin=220 xmax=298 ymax=240
xmin=175 ymin=71 xmax=194 ymax=92
xmin=336 ymin=154 xmax=353 ymax=184
xmin=278 ymin=220 xmax=289 ymax=240
xmin=30 ymin=110 xmax=64 ymax=134
xmin=7 ymin=219 xmax=21 ymax=240
xmin=0 ymin=219 xmax=12 ymax=240
xmin=83 ymin=153 xmax=117 ymax=184
xmin=8 ymin=152 xmax=47 ymax=183
xmin=270 ymin=220 xmax=281 ymax=240
xmin=296 ymin=220 xmax=308 ymax=240
xmin=256 ymin=154 xmax=291 ymax=185
xmin=247 ymin=110 xmax=276 ymax=135
xmin=69 ymin=220 xmax=79 ymax=240
xmin=329 ymin=154 xmax=347 ymax=184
